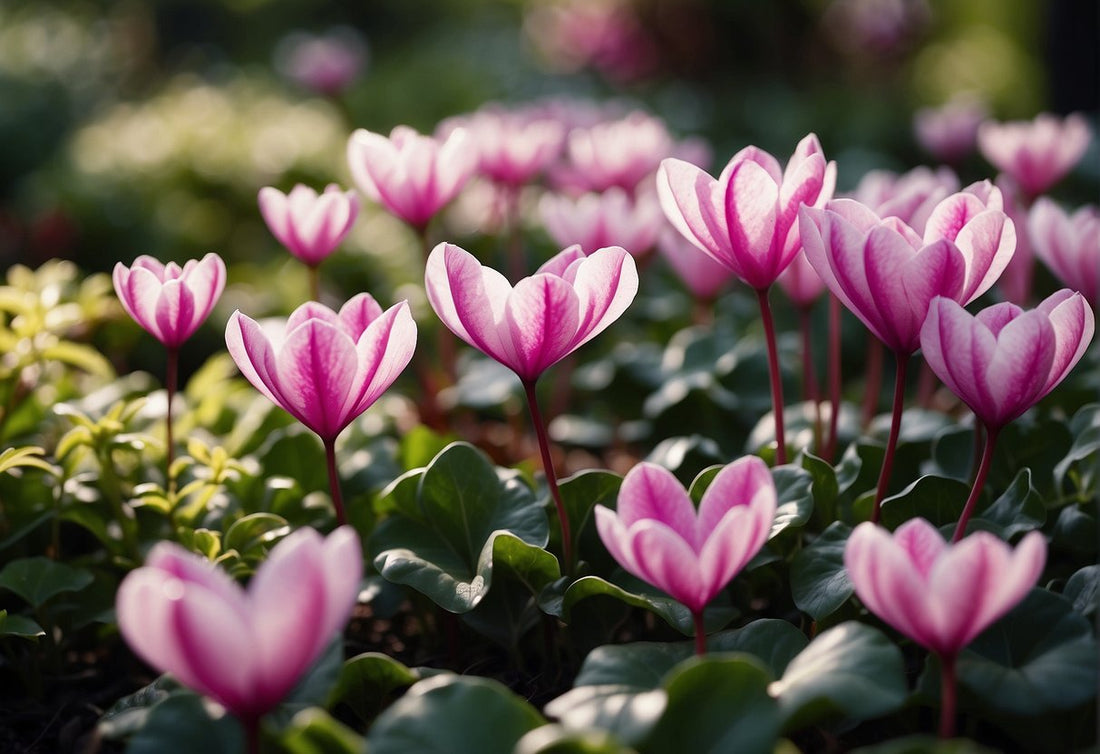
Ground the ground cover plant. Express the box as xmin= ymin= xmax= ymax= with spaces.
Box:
xmin=1 ymin=2 xmax=1097 ymax=753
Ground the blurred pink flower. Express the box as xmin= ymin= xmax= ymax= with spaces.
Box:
xmin=823 ymin=0 xmax=931 ymax=57
xmin=595 ymin=458 xmax=776 ymax=614
xmin=558 ymin=111 xmax=674 ymax=194
xmin=657 ymin=227 xmax=736 ymax=303
xmin=913 ymin=96 xmax=988 ymax=165
xmin=777 ymin=249 xmax=826 ymax=310
xmin=851 ymin=166 xmax=959 ymax=236
xmin=539 ymin=187 xmax=663 ymax=257
xmin=524 ymin=0 xmax=658 ymax=83
xmin=113 ymin=253 xmax=226 ymax=349
xmin=977 ymin=113 xmax=1092 ymax=198
xmin=994 ymin=176 xmax=1034 ymax=304
xmin=657 ymin=133 xmax=834 ymax=290
xmin=450 ymin=105 xmax=566 ymax=187
xmin=275 ymin=28 xmax=367 ymax=96
xmin=347 ymin=126 xmax=477 ymax=232
xmin=116 ymin=526 xmax=362 ymax=725
xmin=225 ymin=294 xmax=415 ymax=441
xmin=258 ymin=184 xmax=358 ymax=267
xmin=920 ymin=290 xmax=1094 ymax=430
xmin=1029 ymin=198 xmax=1100 ymax=308
xmin=799 ymin=188 xmax=1015 ymax=354
xmin=845 ymin=518 xmax=1044 ymax=657
xmin=424 ymin=242 xmax=637 ymax=382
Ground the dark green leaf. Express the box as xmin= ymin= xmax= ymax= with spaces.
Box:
xmin=0 ymin=609 xmax=45 ymax=639
xmin=1054 ymin=403 xmax=1100 ymax=496
xmin=769 ymin=622 xmax=908 ymax=730
xmin=553 ymin=470 xmax=622 ymax=576
xmin=644 ymin=436 xmax=726 ymax=487
xmin=974 ymin=468 xmax=1045 ymax=538
xmin=223 ymin=513 xmax=290 ymax=557
xmin=327 ymin=652 xmax=425 ymax=724
xmin=1063 ymin=564 xmax=1098 ymax=618
xmin=0 ymin=556 xmax=94 ymax=608
xmin=366 ymin=675 xmax=544 ymax=754
xmin=851 ymin=735 xmax=999 ymax=753
xmin=98 ymin=676 xmax=182 ymax=740
xmin=277 ymin=708 xmax=364 ymax=754
xmin=641 ymin=656 xmax=780 ymax=754
xmin=687 ymin=463 xmax=812 ymax=539
xmin=878 ymin=475 xmax=968 ymax=531
xmin=514 ymin=725 xmax=636 ymax=754
xmin=126 ymin=693 xmax=243 ymax=754
xmin=789 ymin=522 xmax=853 ymax=620
xmin=799 ymin=452 xmax=839 ymax=527
xmin=954 ymin=588 xmax=1098 ymax=715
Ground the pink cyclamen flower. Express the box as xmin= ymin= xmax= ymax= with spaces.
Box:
xmin=225 ymin=294 xmax=416 ymax=441
xmin=657 ymin=227 xmax=737 ymax=303
xmin=456 ymin=105 xmax=565 ymax=187
xmin=913 ymin=96 xmax=988 ymax=165
xmin=347 ymin=126 xmax=477 ymax=231
xmin=657 ymin=133 xmax=834 ymax=290
xmin=845 ymin=518 xmax=1045 ymax=657
xmin=595 ymin=458 xmax=776 ymax=615
xmin=113 ymin=253 xmax=226 ymax=349
xmin=275 ymin=28 xmax=366 ymax=96
xmin=799 ymin=189 xmax=1015 ymax=354
xmin=425 ymin=242 xmax=637 ymax=382
xmin=116 ymin=526 xmax=362 ymax=725
xmin=561 ymin=111 xmax=674 ymax=194
xmin=539 ymin=187 xmax=663 ymax=257
xmin=1029 ymin=198 xmax=1100 ymax=308
xmin=977 ymin=112 xmax=1092 ymax=198
xmin=851 ymin=166 xmax=959 ymax=236
xmin=919 ymin=290 xmax=1094 ymax=430
xmin=258 ymin=184 xmax=358 ymax=267
xmin=995 ymin=176 xmax=1035 ymax=305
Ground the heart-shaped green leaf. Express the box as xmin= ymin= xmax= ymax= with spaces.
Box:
xmin=0 ymin=557 xmax=94 ymax=609
xmin=789 ymin=522 xmax=853 ymax=621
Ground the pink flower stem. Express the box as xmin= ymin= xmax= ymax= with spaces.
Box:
xmin=243 ymin=715 xmax=261 ymax=754
xmin=871 ymin=352 xmax=909 ymax=523
xmin=938 ymin=651 xmax=958 ymax=739
xmin=522 ymin=379 xmax=573 ymax=573
xmin=755 ymin=287 xmax=787 ymax=465
xmin=800 ymin=307 xmax=822 ymax=454
xmin=323 ymin=436 xmax=348 ymax=527
xmin=693 ymin=609 xmax=706 ymax=656
xmin=861 ymin=337 xmax=884 ymax=428
xmin=307 ymin=264 xmax=320 ymax=303
xmin=824 ymin=294 xmax=842 ymax=463
xmin=165 ymin=346 xmax=178 ymax=489
xmin=953 ymin=426 xmax=998 ymax=543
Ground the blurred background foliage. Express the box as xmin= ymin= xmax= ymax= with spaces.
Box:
xmin=0 ymin=0 xmax=1095 ymax=340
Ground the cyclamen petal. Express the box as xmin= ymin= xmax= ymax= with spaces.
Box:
xmin=225 ymin=298 xmax=415 ymax=441
xmin=116 ymin=527 xmax=362 ymax=722
xmin=258 ymin=184 xmax=358 ymax=267
xmin=425 ymin=242 xmax=637 ymax=382
xmin=845 ymin=519 xmax=1045 ymax=657
xmin=113 ymin=253 xmax=226 ymax=348
xmin=595 ymin=458 xmax=775 ymax=615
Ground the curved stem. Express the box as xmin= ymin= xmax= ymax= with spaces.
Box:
xmin=693 ymin=609 xmax=706 ymax=656
xmin=938 ymin=652 xmax=958 ymax=739
xmin=523 ymin=379 xmax=573 ymax=573
xmin=755 ymin=287 xmax=787 ymax=465
xmin=824 ymin=294 xmax=842 ymax=463
xmin=323 ymin=436 xmax=348 ymax=527
xmin=871 ymin=352 xmax=909 ymax=523
xmin=953 ymin=427 xmax=998 ymax=543
xmin=165 ymin=347 xmax=178 ymax=491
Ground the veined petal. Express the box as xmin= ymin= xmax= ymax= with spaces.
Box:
xmin=504 ymin=274 xmax=581 ymax=380
xmin=616 ymin=462 xmax=697 ymax=544
xmin=271 ymin=318 xmax=359 ymax=438
xmin=595 ymin=504 xmax=642 ymax=578
xmin=1036 ymin=290 xmax=1095 ymax=398
xmin=697 ymin=503 xmax=771 ymax=603
xmin=568 ymin=246 xmax=638 ymax=351
xmin=627 ymin=521 xmax=707 ymax=612
xmin=723 ymin=159 xmax=780 ymax=288
xmin=896 ymin=239 xmax=967 ymax=353
xmin=345 ymin=301 xmax=417 ymax=420
xmin=339 ymin=292 xmax=385 ymax=340
xmin=258 ymin=187 xmax=293 ymax=248
xmin=695 ymin=455 xmax=775 ymax=547
xmin=656 ymin=159 xmax=730 ymax=264
xmin=981 ymin=309 xmax=1055 ymax=425
xmin=920 ymin=297 xmax=997 ymax=423
xmin=154 ymin=279 xmax=197 ymax=348
xmin=225 ymin=311 xmax=288 ymax=411
xmin=425 ymin=243 xmax=514 ymax=366
xmin=892 ymin=518 xmax=947 ymax=579
xmin=953 ymin=211 xmax=1016 ymax=303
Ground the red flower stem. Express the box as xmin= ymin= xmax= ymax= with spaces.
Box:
xmin=165 ymin=346 xmax=178 ymax=489
xmin=861 ymin=337 xmax=884 ymax=428
xmin=245 ymin=716 xmax=261 ymax=754
xmin=824 ymin=294 xmax=842 ymax=463
xmin=871 ymin=352 xmax=909 ymax=523
xmin=755 ymin=287 xmax=787 ymax=465
xmin=800 ymin=307 xmax=822 ymax=454
xmin=953 ymin=426 xmax=998 ymax=543
xmin=938 ymin=652 xmax=958 ymax=739
xmin=522 ymin=379 xmax=573 ymax=573
xmin=323 ymin=436 xmax=348 ymax=527
xmin=693 ymin=609 xmax=706 ymax=656
xmin=916 ymin=358 xmax=938 ymax=409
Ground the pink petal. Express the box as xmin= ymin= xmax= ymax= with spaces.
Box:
xmin=892 ymin=518 xmax=947 ymax=579
xmin=154 ymin=279 xmax=196 ymax=348
xmin=504 ymin=274 xmax=581 ymax=380
xmin=345 ymin=300 xmax=417 ymax=419
xmin=723 ymin=159 xmax=780 ymax=288
xmin=1037 ymin=289 xmax=1095 ymax=398
xmin=656 ymin=159 xmax=729 ymax=264
xmin=339 ymin=292 xmax=385 ymax=340
xmin=627 ymin=521 xmax=707 ymax=612
xmin=425 ymin=243 xmax=514 ymax=367
xmin=616 ymin=463 xmax=696 ymax=544
xmin=952 ymin=211 xmax=1016 ymax=303
xmin=595 ymin=504 xmax=641 ymax=577
xmin=272 ymin=318 xmax=359 ymax=438
xmin=695 ymin=455 xmax=775 ymax=545
xmin=696 ymin=501 xmax=772 ymax=601
xmin=225 ymin=311 xmax=287 ymax=411
xmin=568 ymin=246 xmax=638 ymax=351
xmin=258 ymin=187 xmax=294 ymax=248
